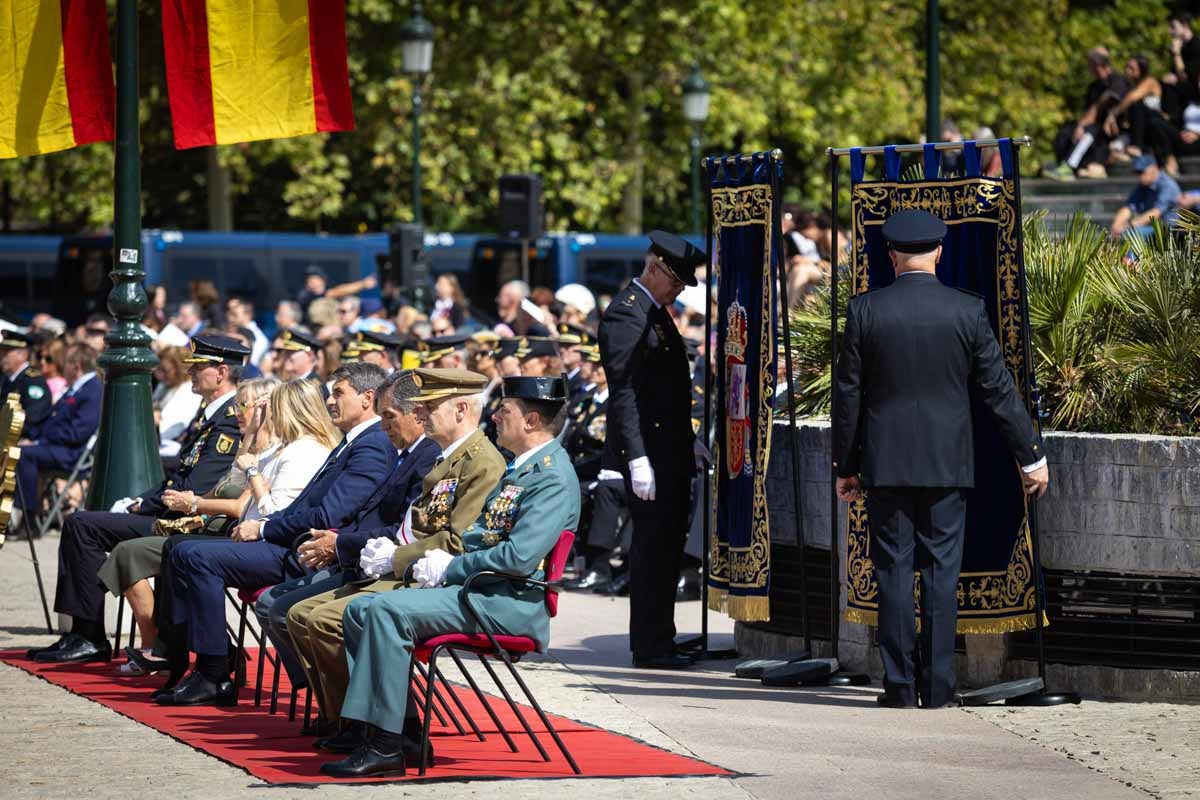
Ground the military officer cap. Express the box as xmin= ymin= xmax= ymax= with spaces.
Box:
xmin=503 ymin=374 xmax=570 ymax=402
xmin=418 ymin=333 xmax=471 ymax=364
xmin=184 ymin=334 xmax=251 ymax=365
xmin=0 ymin=329 xmax=32 ymax=349
xmin=275 ymin=327 xmax=320 ymax=352
xmin=495 ymin=337 xmax=524 ymax=360
xmin=518 ymin=336 xmax=559 ymax=360
xmin=468 ymin=330 xmax=501 ymax=357
xmin=408 ymin=367 xmax=489 ymax=402
xmin=340 ymin=345 xmax=362 ymax=363
xmin=648 ymin=229 xmax=706 ymax=287
xmin=354 ymin=329 xmax=402 ymax=352
xmin=556 ymin=322 xmax=594 ymax=346
xmin=577 ymin=344 xmax=601 ymax=363
xmin=881 ymin=209 xmax=948 ymax=254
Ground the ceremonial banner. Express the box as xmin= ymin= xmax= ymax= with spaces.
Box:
xmin=0 ymin=0 xmax=114 ymax=159
xmin=707 ymin=152 xmax=780 ymax=622
xmin=843 ymin=139 xmax=1040 ymax=633
xmin=162 ymin=0 xmax=354 ymax=149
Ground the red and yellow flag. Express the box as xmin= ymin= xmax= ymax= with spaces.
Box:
xmin=0 ymin=0 xmax=114 ymax=159
xmin=162 ymin=0 xmax=354 ymax=149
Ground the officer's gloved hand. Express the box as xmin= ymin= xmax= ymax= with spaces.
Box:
xmin=413 ymin=549 xmax=455 ymax=588
xmin=359 ymin=537 xmax=398 ymax=578
xmin=628 ymin=457 xmax=656 ymax=501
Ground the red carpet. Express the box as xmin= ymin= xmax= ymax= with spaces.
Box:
xmin=0 ymin=648 xmax=731 ymax=784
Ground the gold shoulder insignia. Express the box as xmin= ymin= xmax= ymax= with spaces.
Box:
xmin=622 ymin=293 xmax=636 ymax=306
xmin=226 ymin=405 xmax=237 ymax=417
xmin=215 ymin=433 xmax=236 ymax=454
xmin=542 ymin=454 xmax=553 ymax=467
xmin=26 ymin=368 xmax=41 ymax=377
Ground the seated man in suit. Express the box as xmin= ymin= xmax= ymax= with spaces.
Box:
xmin=26 ymin=335 xmax=247 ymax=664
xmin=252 ymin=369 xmax=440 ymax=694
xmin=287 ymin=368 xmax=506 ymax=744
xmin=154 ymin=362 xmax=394 ymax=707
xmin=13 ymin=343 xmax=102 ymax=533
xmin=320 ymin=375 xmax=581 ymax=777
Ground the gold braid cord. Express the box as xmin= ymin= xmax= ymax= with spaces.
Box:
xmin=844 ymin=177 xmax=1040 ymax=635
xmin=0 ymin=392 xmax=28 ymax=543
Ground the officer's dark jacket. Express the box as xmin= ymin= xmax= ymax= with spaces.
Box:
xmin=599 ymin=282 xmax=693 ymax=472
xmin=333 ymin=434 xmax=440 ymax=566
xmin=262 ymin=419 xmax=393 ymax=546
xmin=564 ymin=389 xmax=607 ymax=480
xmin=137 ymin=393 xmax=241 ymax=517
xmin=37 ymin=375 xmax=102 ymax=459
xmin=2 ymin=365 xmax=51 ymax=438
xmin=832 ymin=272 xmax=1042 ymax=488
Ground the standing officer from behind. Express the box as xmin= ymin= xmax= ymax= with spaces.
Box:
xmin=599 ymin=230 xmax=706 ymax=670
xmin=833 ymin=209 xmax=1050 ymax=710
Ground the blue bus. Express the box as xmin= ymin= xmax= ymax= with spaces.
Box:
xmin=0 ymin=235 xmax=63 ymax=323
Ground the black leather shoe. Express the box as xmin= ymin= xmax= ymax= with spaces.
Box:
xmin=155 ymin=671 xmax=237 ymax=707
xmin=26 ymin=633 xmax=77 ymax=659
xmin=124 ymin=646 xmax=171 ymax=674
xmin=876 ymin=693 xmax=917 ymax=709
xmin=633 ymin=653 xmax=694 ymax=670
xmin=319 ymin=744 xmax=406 ymax=778
xmin=599 ymin=571 xmax=630 ymax=596
xmin=315 ymin=722 xmax=368 ymax=753
xmin=563 ymin=569 xmax=610 ymax=591
xmin=33 ymin=636 xmax=111 ymax=664
xmin=675 ymin=568 xmax=702 ymax=602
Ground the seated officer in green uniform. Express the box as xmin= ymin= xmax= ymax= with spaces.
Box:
xmin=320 ymin=374 xmax=581 ymax=778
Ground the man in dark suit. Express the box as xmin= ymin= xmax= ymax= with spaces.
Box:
xmin=252 ymin=369 xmax=440 ymax=695
xmin=13 ymin=343 xmax=102 ymax=526
xmin=0 ymin=329 xmax=52 ymax=438
xmin=155 ymin=362 xmax=395 ymax=707
xmin=599 ymin=230 xmax=706 ymax=669
xmin=27 ymin=335 xmax=247 ymax=664
xmin=832 ymin=209 xmax=1050 ymax=709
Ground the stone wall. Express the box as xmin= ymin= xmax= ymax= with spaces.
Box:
xmin=735 ymin=421 xmax=1200 ymax=701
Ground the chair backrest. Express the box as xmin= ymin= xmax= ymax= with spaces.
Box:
xmin=544 ymin=529 xmax=574 ymax=618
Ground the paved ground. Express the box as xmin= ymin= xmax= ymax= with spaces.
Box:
xmin=1 ymin=531 xmax=1196 ymax=799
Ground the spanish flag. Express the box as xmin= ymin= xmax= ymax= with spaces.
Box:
xmin=162 ymin=0 xmax=354 ymax=149
xmin=0 ymin=0 xmax=114 ymax=159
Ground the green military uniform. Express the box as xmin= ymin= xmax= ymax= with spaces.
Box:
xmin=339 ymin=436 xmax=581 ymax=735
xmin=287 ymin=426 xmax=505 ymax=724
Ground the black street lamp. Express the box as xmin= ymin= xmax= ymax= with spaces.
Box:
xmin=401 ymin=4 xmax=434 ymax=226
xmin=681 ymin=64 xmax=710 ymax=234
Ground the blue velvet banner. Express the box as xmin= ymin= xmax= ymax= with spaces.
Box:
xmin=844 ymin=139 xmax=1040 ymax=634
xmin=706 ymin=152 xmax=780 ymax=622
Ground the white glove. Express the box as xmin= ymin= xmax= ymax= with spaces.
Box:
xmin=629 ymin=456 xmax=656 ymax=501
xmin=694 ymin=439 xmax=713 ymax=468
xmin=358 ymin=536 xmax=398 ymax=578
xmin=109 ymin=497 xmax=137 ymax=514
xmin=413 ymin=548 xmax=455 ymax=588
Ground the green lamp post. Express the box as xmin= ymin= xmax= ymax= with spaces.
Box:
xmin=681 ymin=64 xmax=711 ymax=235
xmin=87 ymin=0 xmax=163 ymax=510
xmin=401 ymin=3 xmax=434 ymax=227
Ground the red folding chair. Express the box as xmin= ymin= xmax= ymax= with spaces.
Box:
xmin=412 ymin=530 xmax=580 ymax=776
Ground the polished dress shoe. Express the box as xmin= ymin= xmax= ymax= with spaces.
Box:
xmin=675 ymin=568 xmax=702 ymax=602
xmin=155 ymin=671 xmax=237 ymax=707
xmin=876 ymin=693 xmax=917 ymax=709
xmin=319 ymin=743 xmax=406 ymax=778
xmin=563 ymin=569 xmax=610 ymax=591
xmin=633 ymin=653 xmax=694 ymax=670
xmin=27 ymin=633 xmax=77 ymax=659
xmin=598 ymin=571 xmax=630 ymax=596
xmin=33 ymin=636 xmax=111 ymax=664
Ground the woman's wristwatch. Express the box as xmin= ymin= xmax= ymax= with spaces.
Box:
xmin=245 ymin=465 xmax=260 ymax=479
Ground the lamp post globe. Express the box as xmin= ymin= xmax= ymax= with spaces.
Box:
xmin=681 ymin=64 xmax=710 ymax=234
xmin=402 ymin=4 xmax=434 ymax=225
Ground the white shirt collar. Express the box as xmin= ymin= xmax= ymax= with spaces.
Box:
xmin=567 ymin=366 xmax=581 ymax=380
xmin=510 ymin=438 xmax=555 ymax=471
xmin=594 ymin=388 xmax=609 ymax=403
xmin=71 ymin=372 xmax=97 ymax=393
xmin=342 ymin=415 xmax=380 ymax=445
xmin=403 ymin=433 xmax=426 ymax=456
xmin=205 ymin=389 xmax=238 ymax=421
xmin=440 ymin=430 xmax=475 ymax=460
xmin=7 ymin=361 xmax=29 ymax=381
xmin=631 ymin=278 xmax=661 ymax=308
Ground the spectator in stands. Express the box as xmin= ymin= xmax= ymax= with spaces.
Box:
xmin=83 ymin=315 xmax=110 ymax=354
xmin=153 ymin=346 xmax=203 ymax=457
xmin=275 ymin=300 xmax=303 ymax=336
xmin=1162 ymin=13 xmax=1200 ymax=123
xmin=297 ymin=265 xmax=379 ymax=316
xmin=37 ymin=338 xmax=68 ymax=402
xmin=1110 ymin=155 xmax=1181 ymax=240
xmin=175 ymin=301 xmax=205 ymax=339
xmin=496 ymin=279 xmax=529 ymax=329
xmin=1104 ymin=55 xmax=1164 ymax=162
xmin=1047 ymin=47 xmax=1130 ymax=180
xmin=938 ymin=118 xmax=965 ymax=174
xmin=432 ymin=274 xmax=467 ymax=328
xmin=144 ymin=285 xmax=168 ymax=331
xmin=337 ymin=296 xmax=363 ymax=333
xmin=225 ymin=297 xmax=269 ymax=366
xmin=974 ymin=127 xmax=1005 ymax=177
xmin=189 ymin=280 xmax=224 ymax=329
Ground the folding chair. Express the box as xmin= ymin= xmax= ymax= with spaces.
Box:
xmin=413 ymin=530 xmax=580 ymax=776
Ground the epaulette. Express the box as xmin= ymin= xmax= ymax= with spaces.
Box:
xmin=953 ymin=286 xmax=983 ymax=300
xmin=620 ymin=291 xmax=638 ymax=307
xmin=25 ymin=368 xmax=41 ymax=378
xmin=226 ymin=405 xmax=237 ymax=417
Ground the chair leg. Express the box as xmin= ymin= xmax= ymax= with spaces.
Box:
xmin=128 ymin=607 xmax=138 ymax=651
xmin=288 ymin=685 xmax=298 ymax=721
xmin=411 ymin=664 xmax=448 ymax=727
xmin=253 ymin=638 xmax=269 ymax=707
xmin=503 ymin=656 xmax=581 ymax=774
xmin=16 ymin=474 xmax=54 ymax=633
xmin=448 ymin=649 xmax=516 ymax=752
xmin=433 ymin=655 xmax=486 ymax=742
xmin=113 ymin=597 xmax=125 ymax=655
xmin=427 ymin=664 xmax=467 ymax=736
xmin=476 ymin=653 xmax=551 ymax=763
xmin=419 ymin=650 xmax=442 ymax=777
xmin=234 ymin=602 xmax=249 ymax=688
xmin=269 ymin=655 xmax=282 ymax=714
xmin=303 ymin=687 xmax=313 ymax=729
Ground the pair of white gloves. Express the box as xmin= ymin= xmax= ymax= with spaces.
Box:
xmin=358 ymin=536 xmax=454 ymax=587
xmin=628 ymin=441 xmax=712 ymax=501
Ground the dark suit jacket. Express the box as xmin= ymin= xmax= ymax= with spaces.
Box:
xmin=137 ymin=393 xmax=241 ymax=517
xmin=599 ymin=281 xmax=693 ymax=475
xmin=334 ymin=434 xmax=440 ymax=566
xmin=36 ymin=375 xmax=102 ymax=465
xmin=262 ymin=419 xmax=393 ymax=546
xmin=2 ymin=365 xmax=51 ymax=438
xmin=832 ymin=272 xmax=1042 ymax=488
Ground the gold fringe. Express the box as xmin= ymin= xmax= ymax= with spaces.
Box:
xmin=843 ymin=607 xmax=877 ymax=627
xmin=844 ymin=608 xmax=1049 ymax=634
xmin=707 ymin=586 xmax=727 ymax=614
xmin=708 ymin=588 xmax=771 ymax=622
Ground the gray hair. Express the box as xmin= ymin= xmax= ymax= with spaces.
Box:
xmin=330 ymin=362 xmax=388 ymax=395
xmin=276 ymin=300 xmax=302 ymax=324
xmin=501 ymin=279 xmax=530 ymax=300
xmin=375 ymin=370 xmax=420 ymax=412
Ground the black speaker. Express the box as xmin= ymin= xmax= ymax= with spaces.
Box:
xmin=498 ymin=173 xmax=543 ymax=239
xmin=388 ymin=223 xmax=429 ymax=311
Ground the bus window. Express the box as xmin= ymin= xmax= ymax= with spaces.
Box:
xmin=221 ymin=257 xmax=263 ymax=301
xmin=163 ymin=255 xmax=220 ymax=301
xmin=580 ymin=255 xmax=642 ymax=298
xmin=53 ymin=243 xmax=113 ymax=323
